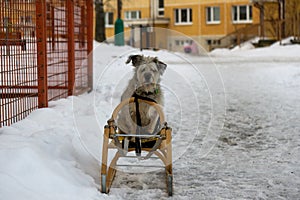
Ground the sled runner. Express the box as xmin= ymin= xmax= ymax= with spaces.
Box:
xmin=101 ymin=97 xmax=173 ymax=196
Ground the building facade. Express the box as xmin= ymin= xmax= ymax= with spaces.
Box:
xmin=104 ymin=0 xmax=260 ymax=52
xmin=252 ymin=0 xmax=300 ymax=43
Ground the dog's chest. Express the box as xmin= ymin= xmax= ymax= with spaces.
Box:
xmin=129 ymin=102 xmax=153 ymax=126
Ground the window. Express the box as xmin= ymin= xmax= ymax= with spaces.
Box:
xmin=175 ymin=39 xmax=192 ymax=46
xmin=124 ymin=11 xmax=141 ymax=20
xmin=175 ymin=8 xmax=192 ymax=25
xmin=158 ymin=0 xmax=164 ymax=17
xmin=25 ymin=16 xmax=32 ymax=23
xmin=232 ymin=5 xmax=252 ymax=23
xmin=3 ymin=17 xmax=10 ymax=27
xmin=206 ymin=6 xmax=220 ymax=24
xmin=3 ymin=17 xmax=10 ymax=32
xmin=105 ymin=12 xmax=114 ymax=27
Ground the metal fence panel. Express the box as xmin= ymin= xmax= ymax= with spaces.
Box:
xmin=0 ymin=0 xmax=93 ymax=127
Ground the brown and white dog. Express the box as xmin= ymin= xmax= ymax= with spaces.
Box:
xmin=117 ymin=55 xmax=167 ymax=135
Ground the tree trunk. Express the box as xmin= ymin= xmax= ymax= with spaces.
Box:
xmin=95 ymin=0 xmax=106 ymax=42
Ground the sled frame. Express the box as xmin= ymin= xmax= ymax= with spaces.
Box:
xmin=100 ymin=97 xmax=173 ymax=196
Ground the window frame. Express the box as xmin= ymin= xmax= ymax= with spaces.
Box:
xmin=25 ymin=16 xmax=32 ymax=23
xmin=105 ymin=12 xmax=114 ymax=27
xmin=206 ymin=6 xmax=221 ymax=24
xmin=158 ymin=0 xmax=165 ymax=17
xmin=124 ymin=10 xmax=141 ymax=20
xmin=232 ymin=5 xmax=253 ymax=24
xmin=3 ymin=17 xmax=10 ymax=27
xmin=174 ymin=8 xmax=193 ymax=25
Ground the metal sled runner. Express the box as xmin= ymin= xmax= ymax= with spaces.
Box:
xmin=101 ymin=97 xmax=173 ymax=196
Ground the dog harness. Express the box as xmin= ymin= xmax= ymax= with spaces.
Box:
xmin=131 ymin=91 xmax=161 ymax=156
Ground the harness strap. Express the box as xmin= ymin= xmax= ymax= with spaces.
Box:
xmin=134 ymin=95 xmax=142 ymax=156
xmin=132 ymin=92 xmax=158 ymax=156
xmin=132 ymin=92 xmax=157 ymax=103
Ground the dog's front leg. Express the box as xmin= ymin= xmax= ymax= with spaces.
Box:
xmin=147 ymin=107 xmax=160 ymax=134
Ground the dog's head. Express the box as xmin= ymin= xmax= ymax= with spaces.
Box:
xmin=126 ymin=55 xmax=167 ymax=90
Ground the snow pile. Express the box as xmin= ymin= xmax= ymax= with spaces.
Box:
xmin=0 ymin=99 xmax=101 ymax=200
xmin=1 ymin=40 xmax=300 ymax=199
xmin=210 ymin=37 xmax=300 ymax=60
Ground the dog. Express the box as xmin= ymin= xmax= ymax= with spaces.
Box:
xmin=117 ymin=54 xmax=167 ymax=135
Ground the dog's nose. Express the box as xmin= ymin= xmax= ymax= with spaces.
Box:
xmin=144 ymin=73 xmax=152 ymax=81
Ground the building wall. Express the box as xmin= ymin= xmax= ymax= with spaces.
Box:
xmin=104 ymin=0 xmax=152 ymax=40
xmin=104 ymin=0 xmax=260 ymax=51
xmin=165 ymin=0 xmax=259 ymax=51
xmin=165 ymin=4 xmax=200 ymax=36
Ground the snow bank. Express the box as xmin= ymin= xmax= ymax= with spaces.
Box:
xmin=210 ymin=37 xmax=300 ymax=60
xmin=0 ymin=99 xmax=102 ymax=200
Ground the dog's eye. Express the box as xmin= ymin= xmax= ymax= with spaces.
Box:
xmin=151 ymin=68 xmax=157 ymax=72
xmin=141 ymin=68 xmax=146 ymax=72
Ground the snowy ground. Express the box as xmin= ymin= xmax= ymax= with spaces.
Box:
xmin=0 ymin=40 xmax=300 ymax=199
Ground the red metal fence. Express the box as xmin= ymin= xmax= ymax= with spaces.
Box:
xmin=0 ymin=0 xmax=93 ymax=127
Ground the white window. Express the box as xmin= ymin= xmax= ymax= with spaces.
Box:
xmin=25 ymin=16 xmax=32 ymax=23
xmin=20 ymin=16 xmax=32 ymax=23
xmin=206 ymin=6 xmax=220 ymax=24
xmin=158 ymin=0 xmax=164 ymax=17
xmin=2 ymin=17 xmax=10 ymax=32
xmin=3 ymin=17 xmax=10 ymax=26
xmin=105 ymin=12 xmax=114 ymax=27
xmin=175 ymin=8 xmax=192 ymax=25
xmin=175 ymin=39 xmax=192 ymax=46
xmin=124 ymin=11 xmax=141 ymax=20
xmin=232 ymin=5 xmax=252 ymax=23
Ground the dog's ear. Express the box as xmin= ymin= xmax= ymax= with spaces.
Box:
xmin=154 ymin=59 xmax=167 ymax=75
xmin=126 ymin=55 xmax=143 ymax=67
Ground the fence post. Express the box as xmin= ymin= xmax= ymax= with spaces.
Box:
xmin=36 ymin=0 xmax=48 ymax=108
xmin=87 ymin=0 xmax=94 ymax=92
xmin=67 ymin=0 xmax=75 ymax=96
xmin=51 ymin=5 xmax=55 ymax=50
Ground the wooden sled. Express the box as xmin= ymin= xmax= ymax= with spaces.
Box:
xmin=101 ymin=97 xmax=173 ymax=196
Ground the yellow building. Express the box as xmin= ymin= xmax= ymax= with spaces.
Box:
xmin=104 ymin=0 xmax=261 ymax=52
xmin=252 ymin=0 xmax=300 ymax=43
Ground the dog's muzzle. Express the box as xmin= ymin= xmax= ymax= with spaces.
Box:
xmin=144 ymin=73 xmax=152 ymax=83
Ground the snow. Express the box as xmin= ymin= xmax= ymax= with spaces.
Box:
xmin=1 ymin=40 xmax=300 ymax=199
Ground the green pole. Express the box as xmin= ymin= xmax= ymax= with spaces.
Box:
xmin=114 ymin=18 xmax=124 ymax=46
